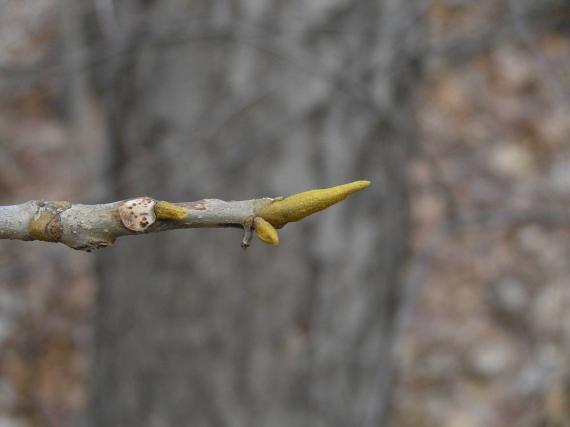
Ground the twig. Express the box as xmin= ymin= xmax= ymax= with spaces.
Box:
xmin=0 ymin=181 xmax=370 ymax=252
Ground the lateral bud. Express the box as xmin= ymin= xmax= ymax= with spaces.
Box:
xmin=254 ymin=216 xmax=279 ymax=246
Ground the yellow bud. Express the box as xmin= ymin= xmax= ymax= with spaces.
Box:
xmin=258 ymin=180 xmax=370 ymax=228
xmin=155 ymin=201 xmax=188 ymax=221
xmin=254 ymin=216 xmax=279 ymax=246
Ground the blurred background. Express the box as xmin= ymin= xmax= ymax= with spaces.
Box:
xmin=0 ymin=0 xmax=569 ymax=426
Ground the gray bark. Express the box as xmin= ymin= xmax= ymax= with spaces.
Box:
xmin=88 ymin=1 xmax=424 ymax=426
xmin=0 ymin=196 xmax=281 ymax=251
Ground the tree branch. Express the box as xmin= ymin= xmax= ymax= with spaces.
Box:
xmin=0 ymin=181 xmax=370 ymax=252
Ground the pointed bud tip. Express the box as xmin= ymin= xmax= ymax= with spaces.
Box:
xmin=336 ymin=180 xmax=371 ymax=196
xmin=257 ymin=180 xmax=372 ymax=229
xmin=348 ymin=180 xmax=371 ymax=192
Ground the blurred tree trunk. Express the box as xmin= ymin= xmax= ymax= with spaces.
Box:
xmin=88 ymin=1 xmax=423 ymax=426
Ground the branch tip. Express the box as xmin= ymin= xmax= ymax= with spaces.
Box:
xmin=257 ymin=180 xmax=371 ymax=228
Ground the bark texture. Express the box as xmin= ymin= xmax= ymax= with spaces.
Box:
xmin=88 ymin=1 xmax=424 ymax=426
xmin=0 ymin=197 xmax=269 ymax=250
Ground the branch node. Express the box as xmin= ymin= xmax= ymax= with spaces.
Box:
xmin=119 ymin=198 xmax=156 ymax=232
xmin=29 ymin=201 xmax=71 ymax=242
